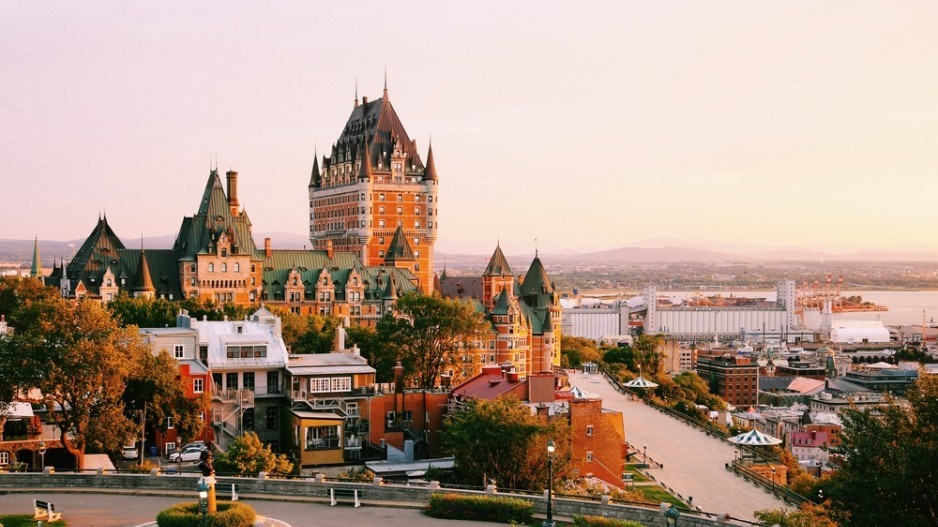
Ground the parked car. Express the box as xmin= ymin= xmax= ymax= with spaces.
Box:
xmin=120 ymin=445 xmax=139 ymax=460
xmin=181 ymin=441 xmax=207 ymax=452
xmin=169 ymin=446 xmax=206 ymax=463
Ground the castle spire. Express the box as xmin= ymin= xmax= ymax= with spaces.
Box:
xmin=354 ymin=77 xmax=359 ymax=108
xmin=30 ymin=237 xmax=41 ymax=279
xmin=309 ymin=147 xmax=321 ymax=188
xmin=383 ymin=67 xmax=389 ymax=103
xmin=424 ymin=140 xmax=438 ymax=181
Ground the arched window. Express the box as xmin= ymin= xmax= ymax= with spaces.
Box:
xmin=234 ymin=263 xmax=240 ymax=272
xmin=221 ymin=263 xmax=227 ymax=272
xmin=208 ymin=263 xmax=214 ymax=272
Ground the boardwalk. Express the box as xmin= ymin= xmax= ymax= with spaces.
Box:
xmin=568 ymin=370 xmax=786 ymax=522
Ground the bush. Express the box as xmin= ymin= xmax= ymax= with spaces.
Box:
xmin=425 ymin=493 xmax=534 ymax=524
xmin=573 ymin=515 xmax=645 ymax=527
xmin=156 ymin=501 xmax=255 ymax=527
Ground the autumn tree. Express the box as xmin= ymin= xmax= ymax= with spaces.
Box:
xmin=560 ymin=336 xmax=603 ymax=369
xmin=824 ymin=374 xmax=938 ymax=527
xmin=213 ymin=431 xmax=293 ymax=475
xmin=442 ymin=396 xmax=570 ymax=490
xmin=632 ymin=334 xmax=665 ymax=374
xmin=378 ymin=293 xmax=487 ymax=388
xmin=2 ymin=298 xmax=142 ymax=468
xmin=122 ymin=350 xmax=208 ymax=452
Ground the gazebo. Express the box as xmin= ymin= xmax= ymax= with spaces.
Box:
xmin=623 ymin=366 xmax=659 ymax=390
xmin=729 ymin=428 xmax=782 ymax=464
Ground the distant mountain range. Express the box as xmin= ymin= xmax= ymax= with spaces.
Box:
xmin=4 ymin=234 xmax=938 ymax=269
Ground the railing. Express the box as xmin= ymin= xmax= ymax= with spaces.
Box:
xmin=728 ymin=460 xmax=810 ymax=507
xmin=0 ymin=471 xmax=757 ymax=526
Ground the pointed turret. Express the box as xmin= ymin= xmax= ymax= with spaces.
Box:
xmin=491 ymin=287 xmax=512 ymax=315
xmin=424 ymin=141 xmax=438 ymax=181
xmin=520 ymin=254 xmax=553 ymax=297
xmin=309 ymin=152 xmax=321 ymax=188
xmin=30 ymin=237 xmax=42 ymax=279
xmin=542 ymin=310 xmax=553 ymax=332
xmin=358 ymin=137 xmax=373 ymax=180
xmin=135 ymin=250 xmax=156 ymax=296
xmin=385 ymin=225 xmax=415 ymax=262
xmin=484 ymin=244 xmax=512 ymax=277
xmin=382 ymin=274 xmax=398 ymax=300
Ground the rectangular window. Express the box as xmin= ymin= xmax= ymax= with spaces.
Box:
xmin=243 ymin=372 xmax=255 ymax=391
xmin=165 ymin=442 xmax=176 ymax=455
xmin=167 ymin=417 xmax=174 ymax=429
xmin=266 ymin=406 xmax=278 ymax=429
xmin=331 ymin=377 xmax=351 ymax=392
xmin=267 ymin=371 xmax=279 ymax=393
xmin=193 ymin=378 xmax=204 ymax=393
xmin=174 ymin=344 xmax=184 ymax=358
xmin=586 ymin=425 xmax=593 ymax=437
xmin=401 ymin=410 xmax=413 ymax=422
xmin=587 ymin=451 xmax=593 ymax=462
xmin=309 ymin=377 xmax=331 ymax=393
xmin=243 ymin=408 xmax=254 ymax=430
xmin=226 ymin=372 xmax=238 ymax=390
xmin=0 ymin=452 xmax=8 ymax=465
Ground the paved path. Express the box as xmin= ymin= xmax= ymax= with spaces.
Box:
xmin=0 ymin=492 xmax=503 ymax=527
xmin=570 ymin=370 xmax=785 ymax=522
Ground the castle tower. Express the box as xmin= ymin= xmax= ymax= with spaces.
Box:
xmin=309 ymin=85 xmax=436 ymax=294
xmin=482 ymin=244 xmax=513 ymax=310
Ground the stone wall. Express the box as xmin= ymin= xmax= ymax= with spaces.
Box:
xmin=0 ymin=472 xmax=751 ymax=527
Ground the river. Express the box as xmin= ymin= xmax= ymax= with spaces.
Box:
xmin=656 ymin=290 xmax=938 ymax=326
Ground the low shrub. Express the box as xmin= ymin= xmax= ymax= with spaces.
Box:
xmin=156 ymin=501 xmax=255 ymax=527
xmin=573 ymin=515 xmax=646 ymax=527
xmin=425 ymin=493 xmax=534 ymax=524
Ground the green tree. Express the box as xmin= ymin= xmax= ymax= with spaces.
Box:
xmin=442 ymin=396 xmax=570 ymax=490
xmin=378 ymin=293 xmax=487 ymax=388
xmin=1 ymin=298 xmax=142 ymax=468
xmin=754 ymin=504 xmax=837 ymax=527
xmin=824 ymin=374 xmax=938 ymax=527
xmin=123 ymin=350 xmax=208 ymax=453
xmin=107 ymin=295 xmax=177 ymax=328
xmin=272 ymin=308 xmax=337 ymax=354
xmin=632 ymin=334 xmax=665 ymax=374
xmin=560 ymin=336 xmax=602 ymax=369
xmin=213 ymin=431 xmax=293 ymax=475
xmin=346 ymin=324 xmax=399 ymax=383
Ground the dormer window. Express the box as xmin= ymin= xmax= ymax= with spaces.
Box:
xmin=121 ymin=278 xmax=126 ymax=286
xmin=106 ymin=279 xmax=112 ymax=287
xmin=221 ymin=248 xmax=227 ymax=257
xmin=397 ymin=194 xmax=403 ymax=202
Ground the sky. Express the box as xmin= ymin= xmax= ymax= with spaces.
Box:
xmin=2 ymin=1 xmax=938 ymax=255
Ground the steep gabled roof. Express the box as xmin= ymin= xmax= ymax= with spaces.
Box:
xmin=64 ymin=215 xmax=126 ymax=296
xmin=385 ymin=226 xmax=415 ymax=261
xmin=323 ymin=90 xmax=426 ymax=177
xmin=424 ymin=142 xmax=438 ymax=181
xmin=309 ymin=153 xmax=321 ymax=188
xmin=175 ymin=170 xmax=257 ymax=259
xmin=520 ymin=254 xmax=553 ymax=298
xmin=484 ymin=244 xmax=512 ymax=277
xmin=491 ymin=288 xmax=512 ymax=315
xmin=135 ymin=250 xmax=155 ymax=292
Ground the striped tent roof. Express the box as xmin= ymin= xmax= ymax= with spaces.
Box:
xmin=728 ymin=428 xmax=782 ymax=446
xmin=623 ymin=375 xmax=658 ymax=389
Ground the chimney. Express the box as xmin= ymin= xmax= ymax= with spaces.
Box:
xmin=226 ymin=170 xmax=239 ymax=211
xmin=440 ymin=374 xmax=452 ymax=388
xmin=393 ymin=361 xmax=404 ymax=394
xmin=362 ymin=96 xmax=368 ymax=105
xmin=264 ymin=237 xmax=272 ymax=258
xmin=506 ymin=371 xmax=520 ymax=383
xmin=326 ymin=239 xmax=334 ymax=259
xmin=176 ymin=309 xmax=190 ymax=328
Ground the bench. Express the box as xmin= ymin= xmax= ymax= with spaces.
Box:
xmin=33 ymin=499 xmax=63 ymax=522
xmin=329 ymin=488 xmax=361 ymax=508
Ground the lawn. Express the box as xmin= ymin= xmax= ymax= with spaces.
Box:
xmin=632 ymin=486 xmax=689 ymax=510
xmin=0 ymin=515 xmax=69 ymax=527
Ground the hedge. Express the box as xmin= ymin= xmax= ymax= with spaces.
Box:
xmin=425 ymin=493 xmax=534 ymax=524
xmin=156 ymin=501 xmax=255 ymax=527
xmin=573 ymin=515 xmax=646 ymax=527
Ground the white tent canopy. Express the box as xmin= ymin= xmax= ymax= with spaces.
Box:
xmin=623 ymin=376 xmax=658 ymax=389
xmin=729 ymin=428 xmax=782 ymax=446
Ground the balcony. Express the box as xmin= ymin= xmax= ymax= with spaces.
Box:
xmin=305 ymin=437 xmax=341 ymax=450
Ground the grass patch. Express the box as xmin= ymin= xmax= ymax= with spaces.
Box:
xmin=0 ymin=515 xmax=69 ymax=527
xmin=632 ymin=486 xmax=688 ymax=509
xmin=425 ymin=493 xmax=534 ymax=524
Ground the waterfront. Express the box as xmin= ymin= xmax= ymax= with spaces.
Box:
xmin=629 ymin=290 xmax=938 ymax=327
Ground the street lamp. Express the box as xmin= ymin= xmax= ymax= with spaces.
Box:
xmin=770 ymin=467 xmax=776 ymax=493
xmin=818 ymin=489 xmax=824 ymax=503
xmin=643 ymin=444 xmax=647 ymax=465
xmin=733 ymin=447 xmax=738 ymax=462
xmin=38 ymin=440 xmax=47 ymax=470
xmin=543 ymin=440 xmax=556 ymax=527
xmin=198 ymin=479 xmax=209 ymax=527
xmin=664 ymin=505 xmax=680 ymax=526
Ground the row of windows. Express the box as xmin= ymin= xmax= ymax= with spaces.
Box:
xmin=309 ymin=376 xmax=352 ymax=393
xmin=226 ymin=345 xmax=268 ymax=359
xmin=189 ymin=264 xmax=257 ymax=273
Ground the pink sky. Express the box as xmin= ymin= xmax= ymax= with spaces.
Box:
xmin=2 ymin=2 xmax=938 ymax=254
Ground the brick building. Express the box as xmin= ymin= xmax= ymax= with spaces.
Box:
xmin=696 ymin=353 xmax=759 ymax=407
xmin=309 ymin=84 xmax=438 ymax=294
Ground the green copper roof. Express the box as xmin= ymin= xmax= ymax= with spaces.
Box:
xmin=175 ymin=170 xmax=257 ymax=260
xmin=484 ymin=244 xmax=512 ymax=277
xmin=491 ymin=288 xmax=512 ymax=315
xmin=520 ymin=254 xmax=553 ymax=298
xmin=30 ymin=237 xmax=41 ymax=278
xmin=385 ymin=226 xmax=414 ymax=261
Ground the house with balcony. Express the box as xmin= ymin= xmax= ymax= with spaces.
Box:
xmin=284 ymin=326 xmax=377 ymax=468
xmin=182 ymin=306 xmax=289 ymax=451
